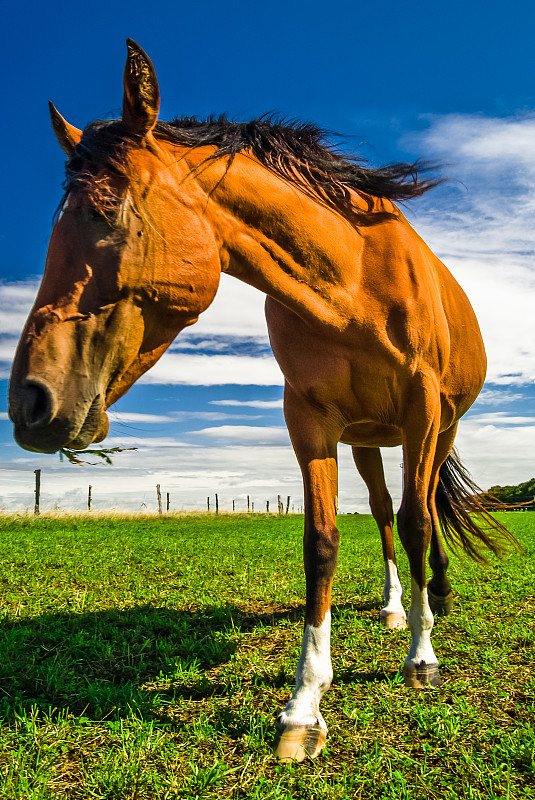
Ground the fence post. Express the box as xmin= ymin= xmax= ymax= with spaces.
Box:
xmin=247 ymin=495 xmax=250 ymax=512
xmin=156 ymin=484 xmax=162 ymax=515
xmin=88 ymin=485 xmax=92 ymax=512
xmin=34 ymin=469 xmax=41 ymax=516
xmin=207 ymin=496 xmax=210 ymax=512
xmin=252 ymin=501 xmax=255 ymax=513
xmin=266 ymin=500 xmax=269 ymax=513
xmin=215 ymin=493 xmax=219 ymax=515
xmin=166 ymin=492 xmax=170 ymax=512
xmin=286 ymin=495 xmax=290 ymax=514
xmin=232 ymin=499 xmax=235 ymax=512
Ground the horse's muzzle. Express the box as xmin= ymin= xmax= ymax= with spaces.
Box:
xmin=9 ymin=378 xmax=108 ymax=453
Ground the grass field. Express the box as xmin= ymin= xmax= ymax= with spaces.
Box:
xmin=0 ymin=511 xmax=533 ymax=799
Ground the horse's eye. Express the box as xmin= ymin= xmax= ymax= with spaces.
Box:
xmin=88 ymin=207 xmax=106 ymax=221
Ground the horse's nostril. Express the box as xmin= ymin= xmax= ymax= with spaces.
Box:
xmin=24 ymin=381 xmax=54 ymax=428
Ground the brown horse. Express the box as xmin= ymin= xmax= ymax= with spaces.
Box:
xmin=9 ymin=41 xmax=517 ymax=761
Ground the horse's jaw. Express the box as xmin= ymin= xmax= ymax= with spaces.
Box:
xmin=64 ymin=399 xmax=110 ymax=450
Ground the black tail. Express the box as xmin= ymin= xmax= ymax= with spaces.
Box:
xmin=435 ymin=449 xmax=523 ymax=564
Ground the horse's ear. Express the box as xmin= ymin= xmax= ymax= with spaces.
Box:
xmin=49 ymin=102 xmax=82 ymax=156
xmin=122 ymin=39 xmax=160 ymax=138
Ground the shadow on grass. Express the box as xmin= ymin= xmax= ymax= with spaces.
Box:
xmin=335 ymin=667 xmax=401 ymax=685
xmin=0 ymin=601 xmax=383 ymax=721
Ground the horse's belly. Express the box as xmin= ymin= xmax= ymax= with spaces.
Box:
xmin=339 ymin=422 xmax=402 ymax=448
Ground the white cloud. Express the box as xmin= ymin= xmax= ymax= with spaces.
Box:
xmin=473 ymin=388 xmax=524 ymax=406
xmin=108 ymin=410 xmax=261 ymax=424
xmin=417 ymin=113 xmax=535 ymax=172
xmin=455 ymin=418 xmax=535 ymax=489
xmin=0 ymin=339 xmax=17 ymax=363
xmin=139 ymin=353 xmax=283 ymax=386
xmin=405 ymin=113 xmax=535 ymax=386
xmin=209 ymin=399 xmax=283 ymax=409
xmin=190 ymin=425 xmax=290 ymax=444
xmin=0 ymin=278 xmax=40 ymax=378
xmin=466 ymin=412 xmax=535 ymax=425
xmin=0 ymin=280 xmax=39 ymax=335
xmin=427 ymin=253 xmax=534 ymax=385
xmin=137 ymin=275 xmax=276 ymax=385
xmin=170 ymin=338 xmax=248 ymax=353
xmin=188 ymin=274 xmax=269 ymax=339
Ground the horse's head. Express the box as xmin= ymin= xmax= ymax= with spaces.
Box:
xmin=9 ymin=41 xmax=221 ymax=453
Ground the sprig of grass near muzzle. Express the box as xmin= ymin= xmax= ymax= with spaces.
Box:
xmin=59 ymin=446 xmax=137 ymax=465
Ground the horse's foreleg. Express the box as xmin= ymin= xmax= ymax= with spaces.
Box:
xmin=397 ymin=375 xmax=441 ymax=689
xmin=352 ymin=446 xmax=406 ymax=629
xmin=427 ymin=426 xmax=457 ymax=616
xmin=274 ymin=391 xmax=340 ymax=762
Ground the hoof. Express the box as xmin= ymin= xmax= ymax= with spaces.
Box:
xmin=427 ymin=589 xmax=454 ymax=617
xmin=380 ymin=609 xmax=407 ymax=629
xmin=273 ymin=723 xmax=327 ymax=762
xmin=402 ymin=661 xmax=441 ymax=689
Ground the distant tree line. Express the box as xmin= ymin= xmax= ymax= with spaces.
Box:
xmin=486 ymin=478 xmax=535 ymax=508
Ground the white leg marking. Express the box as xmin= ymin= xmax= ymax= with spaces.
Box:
xmin=278 ymin=612 xmax=332 ymax=731
xmin=381 ymin=559 xmax=405 ymax=620
xmin=404 ymin=578 xmax=437 ymax=667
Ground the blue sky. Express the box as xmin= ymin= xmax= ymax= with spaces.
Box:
xmin=1 ymin=0 xmax=534 ymax=512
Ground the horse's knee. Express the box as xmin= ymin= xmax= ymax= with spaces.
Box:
xmin=427 ymin=527 xmax=452 ymax=606
xmin=429 ymin=548 xmax=449 ymax=573
xmin=369 ymin=491 xmax=394 ymax=528
xmin=397 ymin=506 xmax=432 ymax=547
xmin=428 ymin=531 xmax=450 ymax=573
xmin=304 ymin=525 xmax=340 ymax=580
xmin=397 ymin=507 xmax=433 ymax=584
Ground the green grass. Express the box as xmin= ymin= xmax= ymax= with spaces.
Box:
xmin=0 ymin=511 xmax=533 ymax=798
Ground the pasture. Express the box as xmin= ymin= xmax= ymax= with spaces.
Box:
xmin=0 ymin=511 xmax=533 ymax=799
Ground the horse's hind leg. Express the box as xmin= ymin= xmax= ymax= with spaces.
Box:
xmin=397 ymin=374 xmax=442 ymax=689
xmin=426 ymin=425 xmax=457 ymax=616
xmin=273 ymin=386 xmax=340 ymax=762
xmin=352 ymin=447 xmax=406 ymax=629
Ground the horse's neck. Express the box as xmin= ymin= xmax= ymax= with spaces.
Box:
xmin=196 ymin=153 xmax=366 ymax=329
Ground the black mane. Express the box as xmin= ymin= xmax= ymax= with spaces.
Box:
xmin=65 ymin=114 xmax=440 ymax=221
